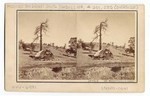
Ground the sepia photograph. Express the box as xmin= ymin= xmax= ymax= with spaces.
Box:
xmin=18 ymin=11 xmax=136 ymax=82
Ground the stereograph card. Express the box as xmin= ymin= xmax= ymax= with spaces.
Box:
xmin=4 ymin=3 xmax=145 ymax=92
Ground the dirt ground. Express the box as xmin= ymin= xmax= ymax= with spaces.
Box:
xmin=19 ymin=46 xmax=135 ymax=81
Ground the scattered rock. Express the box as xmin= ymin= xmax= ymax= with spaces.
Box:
xmin=111 ymin=67 xmax=121 ymax=72
xmin=52 ymin=67 xmax=62 ymax=73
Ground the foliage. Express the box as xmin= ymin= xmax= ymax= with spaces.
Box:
xmin=128 ymin=37 xmax=135 ymax=50
xmin=19 ymin=66 xmax=135 ymax=80
xmin=66 ymin=37 xmax=77 ymax=56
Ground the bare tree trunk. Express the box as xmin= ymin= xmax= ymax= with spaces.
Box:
xmin=99 ymin=24 xmax=102 ymax=50
xmin=40 ymin=24 xmax=42 ymax=51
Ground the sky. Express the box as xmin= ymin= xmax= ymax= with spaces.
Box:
xmin=18 ymin=11 xmax=136 ymax=47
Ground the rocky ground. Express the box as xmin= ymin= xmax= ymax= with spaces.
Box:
xmin=19 ymin=66 xmax=135 ymax=80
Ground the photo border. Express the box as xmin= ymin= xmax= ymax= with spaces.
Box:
xmin=16 ymin=10 xmax=138 ymax=83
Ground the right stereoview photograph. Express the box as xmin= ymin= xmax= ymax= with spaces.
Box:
xmin=76 ymin=11 xmax=137 ymax=82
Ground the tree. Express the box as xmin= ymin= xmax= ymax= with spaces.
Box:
xmin=128 ymin=37 xmax=135 ymax=55
xmin=63 ymin=44 xmax=66 ymax=49
xmin=69 ymin=37 xmax=77 ymax=50
xmin=78 ymin=39 xmax=84 ymax=49
xmin=67 ymin=37 xmax=77 ymax=57
xmin=34 ymin=19 xmax=48 ymax=51
xmin=93 ymin=19 xmax=108 ymax=50
xmin=19 ymin=39 xmax=24 ymax=49
xmin=128 ymin=37 xmax=135 ymax=49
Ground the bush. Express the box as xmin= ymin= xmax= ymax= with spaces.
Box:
xmin=19 ymin=66 xmax=135 ymax=80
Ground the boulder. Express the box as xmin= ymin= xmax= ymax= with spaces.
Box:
xmin=89 ymin=49 xmax=113 ymax=60
xmin=30 ymin=49 xmax=54 ymax=60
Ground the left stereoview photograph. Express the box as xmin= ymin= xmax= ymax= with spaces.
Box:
xmin=18 ymin=11 xmax=78 ymax=81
